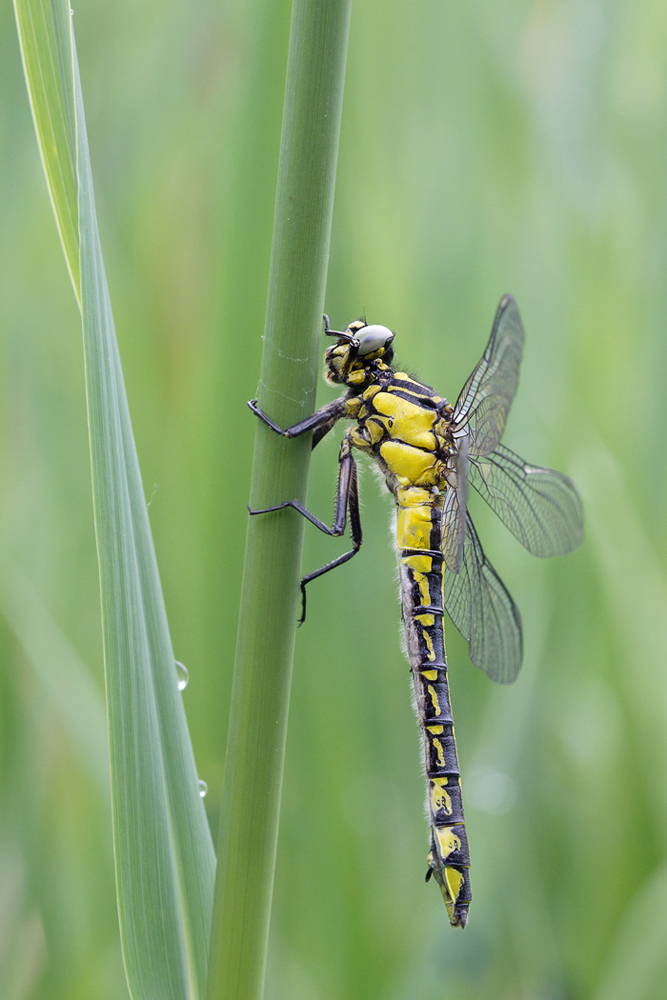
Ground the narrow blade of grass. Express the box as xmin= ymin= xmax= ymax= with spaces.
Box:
xmin=14 ymin=3 xmax=215 ymax=998
xmin=12 ymin=0 xmax=79 ymax=299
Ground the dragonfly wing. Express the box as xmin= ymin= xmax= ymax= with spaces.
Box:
xmin=469 ymin=444 xmax=584 ymax=558
xmin=442 ymin=434 xmax=469 ymax=573
xmin=452 ymin=295 xmax=524 ymax=457
xmin=443 ymin=514 xmax=522 ymax=684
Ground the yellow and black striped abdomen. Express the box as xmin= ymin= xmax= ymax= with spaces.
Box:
xmin=395 ymin=486 xmax=471 ymax=928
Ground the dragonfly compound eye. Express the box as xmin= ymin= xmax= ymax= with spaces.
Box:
xmin=356 ymin=325 xmax=395 ymax=356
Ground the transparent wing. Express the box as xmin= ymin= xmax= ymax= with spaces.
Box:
xmin=443 ymin=514 xmax=522 ymax=684
xmin=452 ymin=295 xmax=524 ymax=457
xmin=442 ymin=433 xmax=469 ymax=573
xmin=469 ymin=444 xmax=584 ymax=558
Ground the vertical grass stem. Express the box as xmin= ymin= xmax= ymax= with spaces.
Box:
xmin=206 ymin=2 xmax=351 ymax=998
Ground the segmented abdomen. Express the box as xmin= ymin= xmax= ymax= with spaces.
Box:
xmin=395 ymin=486 xmax=471 ymax=928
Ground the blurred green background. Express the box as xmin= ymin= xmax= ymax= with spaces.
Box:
xmin=1 ymin=0 xmax=666 ymax=997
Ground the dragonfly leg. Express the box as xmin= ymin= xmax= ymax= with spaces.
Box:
xmin=298 ymin=453 xmax=362 ymax=624
xmin=248 ymin=441 xmax=362 ymax=624
xmin=247 ymin=498 xmax=341 ymax=535
xmin=248 ymin=397 xmax=346 ymax=444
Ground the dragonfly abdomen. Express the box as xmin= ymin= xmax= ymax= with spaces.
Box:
xmin=396 ymin=487 xmax=472 ymax=928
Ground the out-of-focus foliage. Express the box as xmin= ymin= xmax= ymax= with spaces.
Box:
xmin=1 ymin=0 xmax=665 ymax=998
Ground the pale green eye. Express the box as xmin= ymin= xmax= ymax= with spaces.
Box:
xmin=356 ymin=325 xmax=394 ymax=356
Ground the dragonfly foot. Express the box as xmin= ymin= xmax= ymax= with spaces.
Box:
xmin=247 ymin=501 xmax=296 ymax=516
xmin=247 ymin=399 xmax=289 ymax=435
xmin=297 ymin=581 xmax=307 ymax=627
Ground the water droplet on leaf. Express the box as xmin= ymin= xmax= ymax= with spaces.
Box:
xmin=175 ymin=661 xmax=189 ymax=691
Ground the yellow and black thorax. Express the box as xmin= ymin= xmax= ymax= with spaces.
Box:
xmin=345 ymin=373 xmax=455 ymax=493
xmin=324 ymin=319 xmax=456 ymax=494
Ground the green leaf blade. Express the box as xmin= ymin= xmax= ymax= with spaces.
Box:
xmin=13 ymin=0 xmax=79 ymax=299
xmin=15 ymin=3 xmax=216 ymax=997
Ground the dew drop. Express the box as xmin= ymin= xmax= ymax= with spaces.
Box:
xmin=198 ymin=780 xmax=208 ymax=798
xmin=175 ymin=660 xmax=189 ymax=691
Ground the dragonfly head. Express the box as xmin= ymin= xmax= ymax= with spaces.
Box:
xmin=322 ymin=316 xmax=395 ymax=387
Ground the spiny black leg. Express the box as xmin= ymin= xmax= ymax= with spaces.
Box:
xmin=312 ymin=413 xmax=343 ymax=450
xmin=297 ymin=457 xmax=362 ymax=625
xmin=323 ymin=313 xmax=356 ymax=344
xmin=247 ymin=399 xmax=287 ymax=436
xmin=247 ymin=445 xmax=354 ymax=537
xmin=248 ymin=499 xmax=342 ymax=537
xmin=248 ymin=397 xmax=346 ymax=443
xmin=248 ymin=442 xmax=363 ymax=625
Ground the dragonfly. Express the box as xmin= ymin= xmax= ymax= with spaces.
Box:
xmin=248 ymin=295 xmax=583 ymax=928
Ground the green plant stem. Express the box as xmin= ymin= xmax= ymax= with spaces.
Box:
xmin=205 ymin=2 xmax=351 ymax=998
